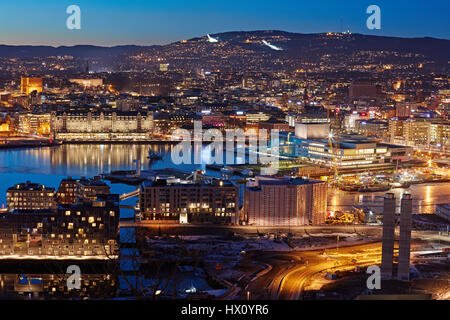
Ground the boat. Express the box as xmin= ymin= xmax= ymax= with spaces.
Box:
xmin=338 ymin=184 xmax=360 ymax=192
xmin=147 ymin=149 xmax=163 ymax=160
xmin=358 ymin=184 xmax=391 ymax=192
xmin=391 ymin=181 xmax=412 ymax=189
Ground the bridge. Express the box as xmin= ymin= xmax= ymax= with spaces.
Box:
xmin=120 ymin=189 xmax=140 ymax=201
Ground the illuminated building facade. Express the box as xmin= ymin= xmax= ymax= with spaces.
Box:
xmin=69 ymin=78 xmax=103 ymax=87
xmin=17 ymin=113 xmax=52 ymax=135
xmin=57 ymin=177 xmax=78 ymax=204
xmin=75 ymin=176 xmax=111 ymax=201
xmin=20 ymin=77 xmax=43 ymax=95
xmin=51 ymin=111 xmax=155 ymax=141
xmin=6 ymin=181 xmax=57 ymax=212
xmin=389 ymin=119 xmax=450 ymax=148
xmin=0 ymin=194 xmax=119 ymax=258
xmin=243 ymin=176 xmax=327 ymax=226
xmin=279 ymin=133 xmax=413 ymax=172
xmin=0 ymin=273 xmax=117 ymax=299
xmin=57 ymin=176 xmax=110 ymax=203
xmin=139 ymin=179 xmax=238 ymax=224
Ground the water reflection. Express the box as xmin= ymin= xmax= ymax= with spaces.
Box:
xmin=328 ymin=183 xmax=450 ymax=214
xmin=0 ymin=263 xmax=118 ymax=300
xmin=1 ymin=144 xmax=449 ymax=214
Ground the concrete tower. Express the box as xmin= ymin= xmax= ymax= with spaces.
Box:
xmin=398 ymin=194 xmax=413 ymax=280
xmin=381 ymin=193 xmax=396 ymax=280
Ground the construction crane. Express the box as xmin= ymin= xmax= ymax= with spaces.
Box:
xmin=328 ymin=132 xmax=339 ymax=182
xmin=325 ymin=101 xmax=339 ymax=182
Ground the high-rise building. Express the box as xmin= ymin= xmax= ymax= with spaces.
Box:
xmin=398 ymin=194 xmax=413 ymax=281
xmin=20 ymin=77 xmax=43 ymax=95
xmin=381 ymin=193 xmax=396 ymax=280
xmin=243 ymin=176 xmax=327 ymax=226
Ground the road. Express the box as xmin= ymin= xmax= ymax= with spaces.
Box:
xmin=240 ymin=230 xmax=450 ymax=300
xmin=242 ymin=242 xmax=382 ymax=300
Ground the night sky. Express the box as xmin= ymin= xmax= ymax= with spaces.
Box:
xmin=0 ymin=0 xmax=449 ymax=46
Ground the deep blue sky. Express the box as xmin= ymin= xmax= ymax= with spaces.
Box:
xmin=0 ymin=0 xmax=449 ymax=46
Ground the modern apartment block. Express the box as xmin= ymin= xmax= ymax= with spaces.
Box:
xmin=389 ymin=118 xmax=450 ymax=149
xmin=243 ymin=176 xmax=327 ymax=226
xmin=6 ymin=181 xmax=57 ymax=212
xmin=76 ymin=176 xmax=111 ymax=201
xmin=139 ymin=178 xmax=239 ymax=224
xmin=56 ymin=177 xmax=79 ymax=204
xmin=0 ymin=194 xmax=120 ymax=258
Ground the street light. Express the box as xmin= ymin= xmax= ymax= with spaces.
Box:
xmin=336 ymin=235 xmax=339 ymax=253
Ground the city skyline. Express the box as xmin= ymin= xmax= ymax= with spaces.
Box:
xmin=0 ymin=0 xmax=449 ymax=46
xmin=0 ymin=0 xmax=448 ymax=304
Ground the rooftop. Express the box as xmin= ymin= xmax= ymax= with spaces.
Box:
xmin=7 ymin=181 xmax=54 ymax=192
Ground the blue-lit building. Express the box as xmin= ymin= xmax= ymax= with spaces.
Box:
xmin=278 ymin=129 xmax=413 ymax=172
